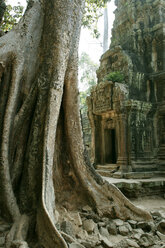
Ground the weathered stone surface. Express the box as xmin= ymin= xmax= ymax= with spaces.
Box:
xmin=132 ymin=233 xmax=142 ymax=240
xmin=61 ymin=221 xmax=74 ymax=237
xmin=125 ymin=239 xmax=140 ymax=248
xmin=102 ymin=218 xmax=109 ymax=224
xmin=11 ymin=241 xmax=29 ymax=248
xmin=118 ymin=225 xmax=129 ymax=236
xmin=125 ymin=223 xmax=132 ymax=232
xmin=98 ymin=222 xmax=106 ymax=227
xmin=72 ymin=213 xmax=82 ymax=226
xmin=100 ymin=236 xmax=113 ymax=248
xmin=127 ymin=220 xmax=137 ymax=229
xmin=87 ymin=0 xmax=165 ymax=182
xmin=80 ymin=212 xmax=101 ymax=223
xmin=133 ymin=228 xmax=144 ymax=235
xmin=157 ymin=220 xmax=165 ymax=235
xmin=156 ymin=231 xmax=165 ymax=242
xmin=94 ymin=224 xmax=100 ymax=235
xmin=137 ymin=221 xmax=154 ymax=232
xmin=151 ymin=210 xmax=163 ymax=218
xmin=82 ymin=205 xmax=92 ymax=213
xmin=80 ymin=240 xmax=99 ymax=248
xmin=54 ymin=209 xmax=60 ymax=223
xmin=69 ymin=243 xmax=85 ymax=248
xmin=0 ymin=237 xmax=5 ymax=246
xmin=99 ymin=227 xmax=110 ymax=239
xmin=75 ymin=230 xmax=88 ymax=239
xmin=0 ymin=224 xmax=10 ymax=232
xmin=113 ymin=219 xmax=124 ymax=226
xmin=81 ymin=110 xmax=92 ymax=160
xmin=151 ymin=246 xmax=163 ymax=248
xmin=138 ymin=233 xmax=155 ymax=247
xmin=107 ymin=222 xmax=118 ymax=235
xmin=83 ymin=219 xmax=96 ymax=233
xmin=113 ymin=239 xmax=127 ymax=248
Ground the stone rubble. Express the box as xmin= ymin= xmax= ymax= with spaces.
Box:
xmin=0 ymin=207 xmax=165 ymax=248
xmin=52 ymin=206 xmax=165 ymax=248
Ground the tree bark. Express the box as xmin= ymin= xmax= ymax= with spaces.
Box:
xmin=103 ymin=7 xmax=109 ymax=53
xmin=0 ymin=0 xmax=151 ymax=247
xmin=0 ymin=0 xmax=6 ymax=24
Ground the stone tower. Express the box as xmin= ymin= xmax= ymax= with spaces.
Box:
xmin=87 ymin=0 xmax=165 ymax=176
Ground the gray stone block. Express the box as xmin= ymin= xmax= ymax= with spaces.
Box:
xmin=69 ymin=243 xmax=85 ymax=248
xmin=61 ymin=221 xmax=74 ymax=237
xmin=107 ymin=222 xmax=118 ymax=235
xmin=83 ymin=219 xmax=96 ymax=233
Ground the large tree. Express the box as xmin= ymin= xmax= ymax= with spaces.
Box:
xmin=0 ymin=0 xmax=151 ymax=247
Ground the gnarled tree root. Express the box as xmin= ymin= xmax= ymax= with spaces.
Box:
xmin=5 ymin=215 xmax=29 ymax=248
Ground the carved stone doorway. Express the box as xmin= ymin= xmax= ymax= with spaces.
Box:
xmin=104 ymin=129 xmax=117 ymax=164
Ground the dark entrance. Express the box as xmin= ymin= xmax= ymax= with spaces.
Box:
xmin=94 ymin=117 xmax=102 ymax=164
xmin=104 ymin=129 xmax=117 ymax=164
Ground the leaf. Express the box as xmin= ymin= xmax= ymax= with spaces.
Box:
xmin=82 ymin=0 xmax=111 ymax=38
xmin=1 ymin=3 xmax=24 ymax=32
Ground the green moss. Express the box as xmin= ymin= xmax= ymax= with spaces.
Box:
xmin=105 ymin=71 xmax=125 ymax=83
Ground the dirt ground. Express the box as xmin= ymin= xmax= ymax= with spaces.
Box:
xmin=132 ymin=196 xmax=165 ymax=217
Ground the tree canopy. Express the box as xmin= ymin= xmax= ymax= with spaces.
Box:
xmin=79 ymin=52 xmax=98 ymax=114
xmin=0 ymin=3 xmax=24 ymax=32
xmin=82 ymin=0 xmax=109 ymax=37
xmin=1 ymin=0 xmax=110 ymax=37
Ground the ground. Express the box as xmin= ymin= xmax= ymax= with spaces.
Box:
xmin=53 ymin=195 xmax=165 ymax=248
xmin=132 ymin=196 xmax=165 ymax=217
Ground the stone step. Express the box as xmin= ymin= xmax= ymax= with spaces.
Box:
xmin=112 ymin=172 xmax=123 ymax=178
xmin=154 ymin=171 xmax=165 ymax=176
xmin=123 ymin=172 xmax=155 ymax=179
xmin=96 ymin=164 xmax=119 ymax=177
xmin=112 ymin=171 xmax=165 ymax=179
xmin=96 ymin=164 xmax=117 ymax=171
xmin=158 ymin=167 xmax=165 ymax=172
xmin=96 ymin=169 xmax=113 ymax=177
xmin=132 ymin=164 xmax=158 ymax=172
xmin=104 ymin=177 xmax=165 ymax=198
xmin=158 ymin=160 xmax=165 ymax=168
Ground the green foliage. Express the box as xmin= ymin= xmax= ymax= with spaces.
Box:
xmin=79 ymin=91 xmax=88 ymax=114
xmin=1 ymin=3 xmax=24 ymax=32
xmin=105 ymin=71 xmax=125 ymax=83
xmin=79 ymin=52 xmax=98 ymax=92
xmin=82 ymin=0 xmax=110 ymax=38
xmin=1 ymin=0 xmax=110 ymax=36
xmin=79 ymin=52 xmax=98 ymax=112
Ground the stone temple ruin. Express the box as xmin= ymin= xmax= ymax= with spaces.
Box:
xmin=87 ymin=0 xmax=165 ymax=180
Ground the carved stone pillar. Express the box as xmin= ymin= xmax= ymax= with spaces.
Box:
xmin=158 ymin=114 xmax=165 ymax=170
xmin=100 ymin=117 xmax=105 ymax=164
xmin=86 ymin=97 xmax=95 ymax=164
xmin=116 ymin=113 xmax=128 ymax=172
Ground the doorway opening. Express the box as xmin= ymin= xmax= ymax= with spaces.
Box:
xmin=104 ymin=129 xmax=117 ymax=164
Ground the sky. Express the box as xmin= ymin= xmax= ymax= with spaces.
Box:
xmin=7 ymin=0 xmax=27 ymax=6
xmin=79 ymin=1 xmax=116 ymax=63
xmin=7 ymin=0 xmax=116 ymax=64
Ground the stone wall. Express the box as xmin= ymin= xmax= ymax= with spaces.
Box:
xmin=87 ymin=0 xmax=165 ymax=175
xmin=81 ymin=110 xmax=91 ymax=159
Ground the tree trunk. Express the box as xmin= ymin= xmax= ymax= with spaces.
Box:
xmin=103 ymin=7 xmax=109 ymax=53
xmin=0 ymin=0 xmax=151 ymax=247
xmin=0 ymin=0 xmax=6 ymax=24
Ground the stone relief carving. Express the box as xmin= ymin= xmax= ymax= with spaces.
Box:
xmin=86 ymin=0 xmax=165 ymax=175
xmin=91 ymin=82 xmax=113 ymax=114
